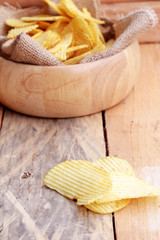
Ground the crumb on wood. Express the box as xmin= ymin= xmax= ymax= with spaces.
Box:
xmin=21 ymin=172 xmax=31 ymax=179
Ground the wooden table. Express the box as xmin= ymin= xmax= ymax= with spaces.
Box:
xmin=0 ymin=43 xmax=160 ymax=240
xmin=0 ymin=1 xmax=160 ymax=238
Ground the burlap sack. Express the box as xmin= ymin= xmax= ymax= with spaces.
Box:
xmin=0 ymin=1 xmax=158 ymax=66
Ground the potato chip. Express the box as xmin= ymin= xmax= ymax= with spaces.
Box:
xmin=45 ymin=32 xmax=61 ymax=49
xmin=35 ymin=30 xmax=52 ymax=48
xmin=29 ymin=28 xmax=43 ymax=35
xmin=64 ymin=44 xmax=106 ymax=65
xmin=32 ymin=31 xmax=44 ymax=40
xmin=54 ymin=48 xmax=67 ymax=61
xmin=85 ymin=199 xmax=131 ymax=214
xmin=21 ymin=15 xmax=70 ymax=22
xmin=82 ymin=7 xmax=91 ymax=17
xmin=71 ymin=17 xmax=93 ymax=48
xmin=7 ymin=24 xmax=38 ymax=39
xmin=58 ymin=0 xmax=104 ymax=24
xmin=6 ymin=18 xmax=37 ymax=28
xmin=38 ymin=21 xmax=51 ymax=30
xmin=83 ymin=157 xmax=134 ymax=213
xmin=49 ymin=32 xmax=72 ymax=53
xmin=43 ymin=160 xmax=112 ymax=204
xmin=96 ymin=173 xmax=160 ymax=204
xmin=93 ymin=157 xmax=135 ymax=176
xmin=66 ymin=45 xmax=89 ymax=54
xmin=47 ymin=21 xmax=68 ymax=34
xmin=43 ymin=0 xmax=64 ymax=16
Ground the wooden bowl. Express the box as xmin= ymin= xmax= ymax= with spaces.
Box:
xmin=0 ymin=40 xmax=140 ymax=118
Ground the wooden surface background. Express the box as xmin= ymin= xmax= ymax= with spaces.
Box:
xmin=101 ymin=1 xmax=160 ymax=43
xmin=0 ymin=0 xmax=160 ymax=239
xmin=0 ymin=44 xmax=160 ymax=240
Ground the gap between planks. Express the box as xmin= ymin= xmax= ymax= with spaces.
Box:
xmin=0 ymin=105 xmax=4 ymax=131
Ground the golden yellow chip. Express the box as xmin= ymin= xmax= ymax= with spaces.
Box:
xmin=6 ymin=18 xmax=37 ymax=28
xmin=66 ymin=45 xmax=89 ymax=54
xmin=35 ymin=30 xmax=52 ymax=48
xmin=58 ymin=0 xmax=104 ymax=24
xmin=7 ymin=24 xmax=39 ymax=39
xmin=32 ymin=32 xmax=44 ymax=40
xmin=93 ymin=157 xmax=135 ymax=176
xmin=83 ymin=157 xmax=134 ymax=213
xmin=96 ymin=173 xmax=160 ymax=204
xmin=29 ymin=28 xmax=43 ymax=36
xmin=21 ymin=15 xmax=70 ymax=22
xmin=54 ymin=48 xmax=67 ymax=61
xmin=43 ymin=160 xmax=112 ymax=204
xmin=64 ymin=44 xmax=106 ymax=65
xmin=71 ymin=17 xmax=93 ymax=48
xmin=85 ymin=199 xmax=131 ymax=214
xmin=49 ymin=32 xmax=72 ymax=53
xmin=47 ymin=21 xmax=68 ymax=34
xmin=82 ymin=7 xmax=91 ymax=17
xmin=38 ymin=21 xmax=51 ymax=30
xmin=45 ymin=32 xmax=61 ymax=49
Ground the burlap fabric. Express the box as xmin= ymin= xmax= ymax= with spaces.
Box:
xmin=0 ymin=1 xmax=158 ymax=66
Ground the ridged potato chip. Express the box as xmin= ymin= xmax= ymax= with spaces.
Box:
xmin=38 ymin=21 xmax=51 ymax=30
xmin=43 ymin=156 xmax=160 ymax=214
xmin=32 ymin=32 xmax=44 ymax=40
xmin=34 ymin=30 xmax=52 ymax=47
xmin=64 ymin=44 xmax=106 ymax=65
xmin=85 ymin=199 xmax=131 ymax=214
xmin=29 ymin=28 xmax=43 ymax=36
xmin=49 ymin=32 xmax=72 ymax=54
xmin=44 ymin=32 xmax=61 ymax=49
xmin=6 ymin=18 xmax=36 ymax=28
xmin=71 ymin=17 xmax=93 ymax=48
xmin=66 ymin=45 xmax=89 ymax=54
xmin=96 ymin=173 xmax=160 ymax=204
xmin=83 ymin=157 xmax=134 ymax=213
xmin=54 ymin=48 xmax=67 ymax=61
xmin=93 ymin=156 xmax=135 ymax=176
xmin=21 ymin=15 xmax=70 ymax=22
xmin=82 ymin=7 xmax=91 ymax=17
xmin=43 ymin=160 xmax=112 ymax=204
xmin=7 ymin=24 xmax=38 ymax=39
xmin=58 ymin=0 xmax=104 ymax=24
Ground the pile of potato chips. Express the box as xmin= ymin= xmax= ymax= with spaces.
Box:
xmin=43 ymin=156 xmax=160 ymax=214
xmin=6 ymin=0 xmax=114 ymax=65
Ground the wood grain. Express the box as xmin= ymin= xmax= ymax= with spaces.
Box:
xmin=101 ymin=2 xmax=160 ymax=43
xmin=0 ymin=110 xmax=114 ymax=240
xmin=0 ymin=41 xmax=140 ymax=118
xmin=105 ymin=44 xmax=160 ymax=239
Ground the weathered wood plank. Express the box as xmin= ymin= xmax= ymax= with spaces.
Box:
xmin=105 ymin=44 xmax=160 ymax=239
xmin=101 ymin=2 xmax=160 ymax=43
xmin=0 ymin=111 xmax=114 ymax=240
